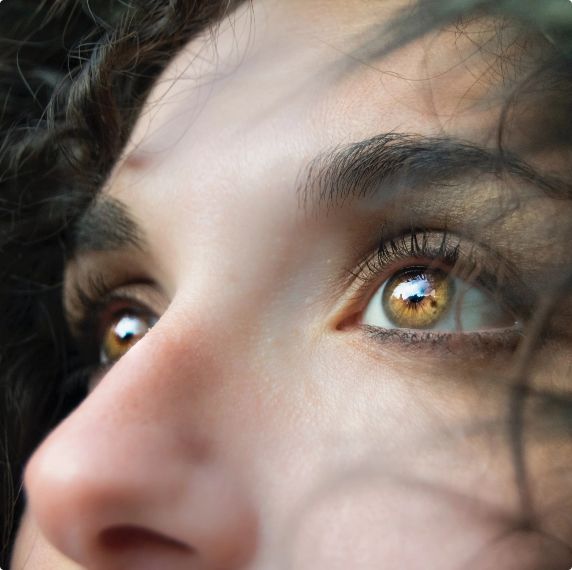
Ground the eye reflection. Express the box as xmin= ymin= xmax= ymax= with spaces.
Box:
xmin=101 ymin=312 xmax=158 ymax=365
xmin=362 ymin=266 xmax=518 ymax=332
xmin=383 ymin=267 xmax=454 ymax=329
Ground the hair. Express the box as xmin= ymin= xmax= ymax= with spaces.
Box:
xmin=1 ymin=0 xmax=572 ymax=566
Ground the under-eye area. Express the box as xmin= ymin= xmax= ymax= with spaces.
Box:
xmin=360 ymin=324 xmax=524 ymax=356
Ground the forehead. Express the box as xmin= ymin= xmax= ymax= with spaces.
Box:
xmin=119 ymin=0 xmax=504 ymax=171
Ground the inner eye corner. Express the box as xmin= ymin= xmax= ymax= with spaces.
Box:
xmin=333 ymin=302 xmax=363 ymax=333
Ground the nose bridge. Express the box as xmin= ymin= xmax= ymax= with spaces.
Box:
xmin=24 ymin=304 xmax=261 ymax=570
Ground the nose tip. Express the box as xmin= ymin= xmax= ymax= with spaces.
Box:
xmin=24 ymin=423 xmax=259 ymax=570
xmin=23 ymin=388 xmax=259 ymax=570
xmin=23 ymin=432 xmax=189 ymax=568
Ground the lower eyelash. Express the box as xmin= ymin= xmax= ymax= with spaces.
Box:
xmin=362 ymin=325 xmax=524 ymax=355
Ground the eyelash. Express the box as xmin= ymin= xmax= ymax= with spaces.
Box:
xmin=69 ymin=273 xmax=155 ymax=362
xmin=345 ymin=227 xmax=527 ymax=350
xmin=357 ymin=228 xmax=485 ymax=283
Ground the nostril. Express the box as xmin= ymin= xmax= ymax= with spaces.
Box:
xmin=99 ymin=525 xmax=192 ymax=553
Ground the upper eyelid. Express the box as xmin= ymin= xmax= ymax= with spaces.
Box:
xmin=65 ymin=279 xmax=168 ymax=339
xmin=345 ymin=230 xmax=533 ymax=317
xmin=63 ymin=245 xmax=164 ymax=320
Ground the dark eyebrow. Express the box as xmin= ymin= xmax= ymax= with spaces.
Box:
xmin=299 ymin=133 xmax=572 ymax=212
xmin=72 ymin=197 xmax=145 ymax=254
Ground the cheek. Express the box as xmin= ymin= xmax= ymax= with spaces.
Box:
xmin=276 ymin=349 xmax=565 ymax=568
xmin=273 ymin=339 xmax=518 ymax=515
xmin=290 ymin=480 xmax=485 ymax=570
xmin=288 ymin=476 xmax=561 ymax=570
xmin=11 ymin=508 xmax=84 ymax=570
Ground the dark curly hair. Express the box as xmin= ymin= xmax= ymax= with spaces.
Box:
xmin=1 ymin=0 xmax=572 ymax=566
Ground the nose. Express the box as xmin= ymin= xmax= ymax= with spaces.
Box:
xmin=24 ymin=316 xmax=259 ymax=570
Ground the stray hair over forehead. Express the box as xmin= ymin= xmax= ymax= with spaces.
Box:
xmin=361 ymin=0 xmax=572 ymax=61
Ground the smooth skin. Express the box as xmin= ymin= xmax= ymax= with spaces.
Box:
xmin=12 ymin=0 xmax=572 ymax=569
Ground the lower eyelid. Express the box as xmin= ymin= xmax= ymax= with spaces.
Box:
xmin=361 ymin=324 xmax=524 ymax=356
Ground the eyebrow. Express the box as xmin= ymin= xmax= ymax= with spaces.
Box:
xmin=73 ymin=133 xmax=571 ymax=255
xmin=299 ymin=133 xmax=571 ymax=213
xmin=72 ymin=197 xmax=145 ymax=254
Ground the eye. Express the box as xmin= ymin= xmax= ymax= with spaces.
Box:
xmin=100 ymin=311 xmax=158 ymax=365
xmin=362 ymin=266 xmax=518 ymax=331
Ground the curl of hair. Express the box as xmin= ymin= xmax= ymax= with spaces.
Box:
xmin=0 ymin=0 xmax=571 ymax=566
xmin=0 ymin=1 xmax=246 ymax=564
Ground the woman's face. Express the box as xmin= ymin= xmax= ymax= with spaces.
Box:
xmin=12 ymin=0 xmax=572 ymax=569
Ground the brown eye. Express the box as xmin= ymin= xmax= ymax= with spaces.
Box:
xmin=382 ymin=266 xmax=454 ymax=329
xmin=101 ymin=312 xmax=158 ymax=364
xmin=362 ymin=265 xmax=518 ymax=332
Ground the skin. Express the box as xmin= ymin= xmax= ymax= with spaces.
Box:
xmin=11 ymin=0 xmax=572 ymax=569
